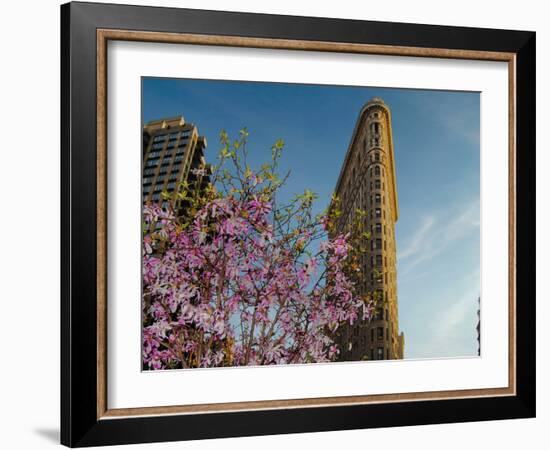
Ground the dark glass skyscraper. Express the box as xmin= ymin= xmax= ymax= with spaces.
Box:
xmin=142 ymin=116 xmax=209 ymax=212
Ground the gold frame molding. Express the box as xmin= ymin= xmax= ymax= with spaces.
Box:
xmin=96 ymin=28 xmax=516 ymax=420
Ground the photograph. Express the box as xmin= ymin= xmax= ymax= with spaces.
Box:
xmin=56 ymin=2 xmax=536 ymax=446
xmin=141 ymin=78 xmax=481 ymax=370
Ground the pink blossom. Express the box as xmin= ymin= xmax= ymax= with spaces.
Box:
xmin=142 ymin=162 xmax=369 ymax=370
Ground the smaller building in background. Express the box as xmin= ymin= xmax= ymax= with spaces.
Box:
xmin=477 ymin=296 xmax=481 ymax=356
xmin=142 ymin=116 xmax=209 ymax=213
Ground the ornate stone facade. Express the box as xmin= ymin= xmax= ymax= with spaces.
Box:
xmin=333 ymin=97 xmax=404 ymax=361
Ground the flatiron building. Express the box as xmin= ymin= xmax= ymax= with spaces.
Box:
xmin=333 ymin=97 xmax=405 ymax=361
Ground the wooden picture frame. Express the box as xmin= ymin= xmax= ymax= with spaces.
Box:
xmin=61 ymin=1 xmax=535 ymax=447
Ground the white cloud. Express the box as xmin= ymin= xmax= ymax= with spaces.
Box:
xmin=421 ymin=284 xmax=480 ymax=358
xmin=398 ymin=199 xmax=480 ymax=277
xmin=434 ymin=288 xmax=478 ymax=338
xmin=441 ymin=111 xmax=480 ymax=147
xmin=398 ymin=216 xmax=435 ymax=259
xmin=421 ymin=93 xmax=480 ymax=147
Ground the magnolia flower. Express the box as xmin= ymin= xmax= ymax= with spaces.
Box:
xmin=141 ymin=159 xmax=369 ymax=370
xmin=191 ymin=168 xmax=207 ymax=177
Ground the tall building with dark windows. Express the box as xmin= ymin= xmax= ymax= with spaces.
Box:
xmin=142 ymin=116 xmax=209 ymax=213
xmin=333 ymin=97 xmax=405 ymax=361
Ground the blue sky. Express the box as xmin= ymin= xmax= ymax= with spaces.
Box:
xmin=143 ymin=78 xmax=481 ymax=359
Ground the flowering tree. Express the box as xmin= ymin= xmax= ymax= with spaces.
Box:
xmin=142 ymin=129 xmax=372 ymax=369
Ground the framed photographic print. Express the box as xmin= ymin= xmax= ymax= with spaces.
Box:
xmin=60 ymin=1 xmax=536 ymax=447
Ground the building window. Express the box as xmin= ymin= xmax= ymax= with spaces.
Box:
xmin=375 ymin=208 xmax=381 ymax=218
xmin=387 ymin=349 xmax=390 ymax=359
xmin=152 ymin=142 xmax=164 ymax=150
xmin=374 ymin=165 xmax=381 ymax=176
xmin=374 ymin=179 xmax=381 ymax=189
xmin=169 ymin=132 xmax=179 ymax=140
xmin=376 ymin=238 xmax=382 ymax=249
xmin=376 ymin=308 xmax=384 ymax=321
xmin=374 ymin=152 xmax=380 ymax=162
xmin=375 ymin=193 xmax=381 ymax=204
xmin=377 ymin=347 xmax=384 ymax=360
xmin=371 ymin=328 xmax=374 ymax=341
xmin=386 ymin=327 xmax=389 ymax=341
xmin=375 ymin=223 xmax=382 ymax=234
xmin=370 ymin=349 xmax=374 ymax=361
xmin=385 ymin=309 xmax=389 ymax=321
xmin=377 ymin=327 xmax=384 ymax=340
xmin=376 ymin=254 xmax=383 ymax=266
xmin=153 ymin=134 xmax=166 ymax=143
